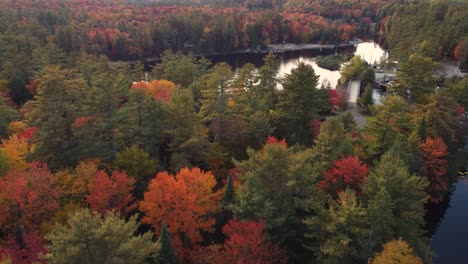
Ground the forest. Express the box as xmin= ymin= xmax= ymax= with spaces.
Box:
xmin=0 ymin=0 xmax=467 ymax=263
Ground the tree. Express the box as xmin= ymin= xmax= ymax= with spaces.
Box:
xmin=25 ymin=66 xmax=87 ymax=169
xmin=0 ymin=149 xmax=9 ymax=177
xmin=423 ymin=91 xmax=458 ymax=143
xmin=119 ymin=88 xmax=166 ymax=157
xmin=389 ymin=55 xmax=438 ymax=104
xmin=363 ymin=153 xmax=430 ymax=262
xmin=215 ymin=175 xmax=236 ymax=241
xmin=80 ymin=71 xmax=129 ymax=162
xmin=311 ymin=119 xmax=347 ymax=168
xmin=370 ymin=240 xmax=423 ymax=264
xmin=0 ymin=98 xmax=18 ymax=139
xmin=114 ymin=145 xmax=158 ymax=199
xmin=276 ymin=62 xmax=323 ymax=145
xmin=232 ymin=137 xmax=319 ymax=254
xmin=318 ymin=155 xmax=369 ymax=198
xmin=420 ymin=137 xmax=448 ymax=203
xmin=304 ymin=189 xmax=368 ymax=264
xmin=165 ymin=89 xmax=210 ymax=171
xmin=0 ymin=162 xmax=58 ymax=234
xmin=340 ymin=56 xmax=367 ymax=85
xmin=255 ymin=53 xmax=279 ymax=111
xmin=132 ymin=60 xmax=145 ymax=82
xmin=140 ymin=167 xmax=220 ymax=258
xmin=0 ymin=227 xmax=47 ymax=264
xmin=46 ymin=209 xmax=157 ymax=264
xmin=365 ymin=95 xmax=414 ymax=157
xmin=87 ymin=170 xmax=136 ymax=216
xmin=221 ymin=219 xmax=288 ymax=264
xmin=359 ymin=84 xmax=373 ymax=109
xmin=151 ymin=51 xmax=210 ymax=88
xmin=0 ymin=135 xmax=30 ymax=172
xmin=154 ymin=224 xmax=179 ymax=264
xmin=199 ymin=62 xmax=234 ymax=145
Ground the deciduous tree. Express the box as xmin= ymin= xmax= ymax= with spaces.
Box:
xmin=420 ymin=137 xmax=448 ymax=203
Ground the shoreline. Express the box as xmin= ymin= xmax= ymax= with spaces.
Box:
xmin=108 ymin=39 xmax=364 ymax=66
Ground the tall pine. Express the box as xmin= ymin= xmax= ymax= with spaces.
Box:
xmin=155 ymin=224 xmax=179 ymax=264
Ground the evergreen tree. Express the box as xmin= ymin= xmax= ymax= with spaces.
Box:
xmin=276 ymin=62 xmax=322 ymax=145
xmin=304 ymin=189 xmax=369 ymax=264
xmin=199 ymin=63 xmax=234 ymax=145
xmin=165 ymin=89 xmax=210 ymax=172
xmin=215 ymin=175 xmax=236 ymax=241
xmin=418 ymin=116 xmax=427 ymax=140
xmin=363 ymin=153 xmax=430 ymax=262
xmin=0 ymin=98 xmax=18 ymax=139
xmin=359 ymin=84 xmax=374 ymax=109
xmin=256 ymin=52 xmax=279 ymax=111
xmin=311 ymin=119 xmax=347 ymax=169
xmin=46 ymin=209 xmax=157 ymax=264
xmin=26 ymin=66 xmax=88 ymax=169
xmin=154 ymin=224 xmax=179 ymax=264
xmin=132 ymin=60 xmax=145 ymax=82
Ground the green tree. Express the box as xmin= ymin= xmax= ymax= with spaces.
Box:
xmin=81 ymin=71 xmax=130 ymax=162
xmin=304 ymin=189 xmax=368 ymax=264
xmin=311 ymin=119 xmax=347 ymax=168
xmin=0 ymin=98 xmax=18 ymax=139
xmin=276 ymin=62 xmax=323 ymax=145
xmin=114 ymin=145 xmax=158 ymax=199
xmin=154 ymin=224 xmax=179 ymax=264
xmin=340 ymin=56 xmax=367 ymax=85
xmin=118 ymin=89 xmax=166 ymax=157
xmin=363 ymin=153 xmax=430 ymax=262
xmin=365 ymin=95 xmax=415 ymax=157
xmin=215 ymin=175 xmax=236 ymax=241
xmin=389 ymin=55 xmax=438 ymax=104
xmin=26 ymin=66 xmax=87 ymax=169
xmin=0 ymin=149 xmax=9 ymax=177
xmin=46 ymin=209 xmax=157 ymax=264
xmin=151 ymin=51 xmax=210 ymax=88
xmin=359 ymin=84 xmax=373 ymax=109
xmin=199 ymin=63 xmax=234 ymax=145
xmin=232 ymin=139 xmax=319 ymax=253
xmin=132 ymin=60 xmax=145 ymax=82
xmin=255 ymin=53 xmax=279 ymax=111
xmin=165 ymin=89 xmax=210 ymax=172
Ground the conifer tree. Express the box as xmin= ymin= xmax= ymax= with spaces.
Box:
xmin=155 ymin=224 xmax=179 ymax=264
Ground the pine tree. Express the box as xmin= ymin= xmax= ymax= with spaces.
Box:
xmin=132 ymin=60 xmax=145 ymax=82
xmin=276 ymin=62 xmax=322 ymax=145
xmin=215 ymin=176 xmax=236 ymax=241
xmin=359 ymin=84 xmax=373 ymax=109
xmin=418 ymin=116 xmax=427 ymax=140
xmin=155 ymin=224 xmax=179 ymax=264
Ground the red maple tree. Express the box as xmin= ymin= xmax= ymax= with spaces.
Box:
xmin=87 ymin=170 xmax=136 ymax=215
xmin=420 ymin=137 xmax=449 ymax=203
xmin=221 ymin=219 xmax=287 ymax=264
xmin=317 ymin=155 xmax=369 ymax=197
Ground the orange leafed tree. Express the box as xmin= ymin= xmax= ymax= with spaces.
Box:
xmin=131 ymin=80 xmax=177 ymax=102
xmin=140 ymin=167 xmax=220 ymax=258
xmin=87 ymin=170 xmax=136 ymax=216
xmin=420 ymin=137 xmax=448 ymax=203
xmin=370 ymin=240 xmax=423 ymax=264
xmin=1 ymin=135 xmax=32 ymax=172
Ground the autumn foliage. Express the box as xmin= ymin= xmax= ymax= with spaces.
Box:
xmin=0 ymin=230 xmax=47 ymax=264
xmin=420 ymin=137 xmax=449 ymax=203
xmin=221 ymin=219 xmax=288 ymax=264
xmin=87 ymin=170 xmax=136 ymax=215
xmin=0 ymin=162 xmax=58 ymax=233
xmin=370 ymin=240 xmax=423 ymax=264
xmin=131 ymin=80 xmax=177 ymax=102
xmin=318 ymin=155 xmax=369 ymax=197
xmin=140 ymin=167 xmax=220 ymax=258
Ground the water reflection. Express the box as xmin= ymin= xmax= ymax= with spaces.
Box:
xmin=430 ymin=180 xmax=468 ymax=263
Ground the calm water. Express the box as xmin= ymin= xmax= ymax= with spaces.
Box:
xmin=431 ymin=179 xmax=468 ymax=263
xmin=207 ymin=41 xmax=387 ymax=89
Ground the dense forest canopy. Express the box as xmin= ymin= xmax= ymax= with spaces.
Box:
xmin=0 ymin=0 xmax=467 ymax=263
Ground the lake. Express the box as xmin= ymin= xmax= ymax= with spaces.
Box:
xmin=206 ymin=41 xmax=387 ymax=89
xmin=431 ymin=178 xmax=468 ymax=263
